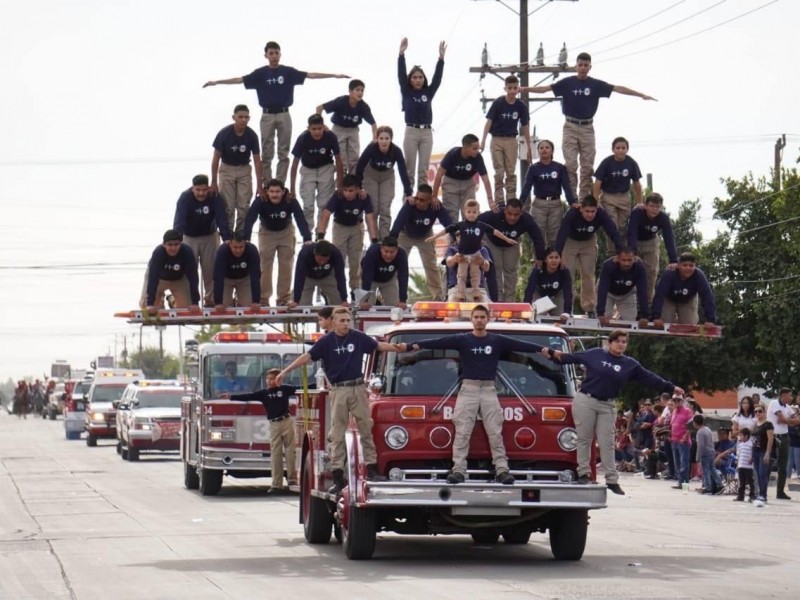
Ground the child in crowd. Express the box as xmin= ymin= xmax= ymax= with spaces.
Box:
xmin=735 ymin=427 xmax=755 ymax=502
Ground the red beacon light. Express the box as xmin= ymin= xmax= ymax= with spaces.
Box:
xmin=411 ymin=302 xmax=532 ymax=321
xmin=213 ymin=331 xmax=293 ymax=343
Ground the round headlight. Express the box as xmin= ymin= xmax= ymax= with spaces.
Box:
xmin=384 ymin=426 xmax=409 ymax=450
xmin=557 ymin=428 xmax=578 ymax=452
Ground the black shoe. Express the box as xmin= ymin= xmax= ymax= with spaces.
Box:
xmin=671 ymin=484 xmax=683 ymax=489
xmin=586 ymin=311 xmax=597 ymax=319
xmin=776 ymin=493 xmax=792 ymax=500
xmin=496 ymin=471 xmax=515 ymax=485
xmin=713 ymin=486 xmax=725 ymax=496
xmin=366 ymin=464 xmax=387 ymax=482
xmin=328 ymin=469 xmax=346 ymax=495
xmin=576 ymin=474 xmax=590 ymax=485
xmin=446 ymin=471 xmax=465 ymax=484
xmin=607 ymin=483 xmax=625 ymax=495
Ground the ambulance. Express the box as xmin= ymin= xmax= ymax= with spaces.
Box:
xmin=84 ymin=368 xmax=144 ymax=446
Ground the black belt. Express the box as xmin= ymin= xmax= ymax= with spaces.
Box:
xmin=535 ymin=196 xmax=561 ymax=201
xmin=565 ymin=117 xmax=593 ymax=126
xmin=583 ymin=392 xmax=610 ymax=402
xmin=406 ymin=123 xmax=432 ymax=129
xmin=329 ymin=377 xmax=364 ymax=389
xmin=269 ymin=413 xmax=291 ymax=423
xmin=263 ymin=107 xmax=289 ymax=114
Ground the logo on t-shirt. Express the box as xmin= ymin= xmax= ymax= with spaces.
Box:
xmin=622 ymin=169 xmax=629 ymax=177
xmin=421 ymin=94 xmax=428 ymax=102
xmin=238 ymin=144 xmax=247 ymax=153
xmin=277 ymin=75 xmax=285 ymax=85
xmin=512 ymin=111 xmax=519 ymax=120
xmin=552 ymin=281 xmax=560 ymax=289
xmin=471 ymin=345 xmax=493 ymax=355
xmin=587 ymin=226 xmax=595 ymax=233
xmin=240 ymin=261 xmax=247 ymax=269
xmin=650 ymin=225 xmax=659 ymax=232
xmin=202 ymin=206 xmax=210 ymax=214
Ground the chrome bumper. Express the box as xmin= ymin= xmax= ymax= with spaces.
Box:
xmin=200 ymin=446 xmax=272 ymax=471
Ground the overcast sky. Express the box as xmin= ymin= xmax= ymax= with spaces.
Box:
xmin=0 ymin=0 xmax=796 ymax=380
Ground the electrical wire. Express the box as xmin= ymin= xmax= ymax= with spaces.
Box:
xmin=737 ymin=214 xmax=800 ymax=236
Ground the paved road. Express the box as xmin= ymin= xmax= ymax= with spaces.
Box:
xmin=1 ymin=412 xmax=798 ymax=600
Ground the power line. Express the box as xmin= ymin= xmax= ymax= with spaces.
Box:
xmin=729 ymin=274 xmax=800 ymax=285
xmin=737 ymin=214 xmax=800 ymax=235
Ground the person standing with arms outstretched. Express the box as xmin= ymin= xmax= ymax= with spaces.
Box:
xmin=520 ymin=52 xmax=656 ymax=200
xmin=547 ymin=330 xmax=683 ymax=495
xmin=398 ymin=37 xmax=446 ymax=188
xmin=203 ymin=41 xmax=348 ymax=184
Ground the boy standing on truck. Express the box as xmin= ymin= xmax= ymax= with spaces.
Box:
xmin=399 ymin=304 xmax=549 ymax=485
xmin=221 ymin=368 xmax=297 ymax=491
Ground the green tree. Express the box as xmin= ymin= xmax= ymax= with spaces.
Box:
xmin=128 ymin=348 xmax=180 ymax=379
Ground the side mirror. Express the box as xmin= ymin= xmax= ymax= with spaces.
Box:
xmin=118 ymin=403 xmax=129 ymax=411
xmin=112 ymin=401 xmax=119 ymax=409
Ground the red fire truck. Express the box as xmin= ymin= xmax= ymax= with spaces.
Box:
xmin=180 ymin=331 xmax=320 ymax=496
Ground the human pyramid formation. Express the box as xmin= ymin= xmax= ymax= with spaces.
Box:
xmin=139 ymin=39 xmax=716 ymax=326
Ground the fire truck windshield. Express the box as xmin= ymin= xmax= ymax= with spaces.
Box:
xmin=134 ymin=391 xmax=184 ymax=408
xmin=381 ymin=333 xmax=573 ymax=398
xmin=90 ymin=385 xmax=127 ymax=402
xmin=205 ymin=353 xmax=316 ymax=397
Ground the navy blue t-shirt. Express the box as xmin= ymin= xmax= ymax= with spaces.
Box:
xmin=244 ymin=194 xmax=312 ymax=241
xmin=486 ymin=97 xmax=530 ymax=136
xmin=212 ymin=242 xmax=261 ymax=304
xmin=479 ymin=209 xmax=545 ymax=257
xmin=173 ymin=189 xmax=231 ymax=241
xmin=212 ymin=124 xmax=260 ymax=166
xmin=627 ymin=209 xmax=678 ymax=263
xmin=596 ymin=258 xmax=648 ymax=318
xmin=523 ymin=267 xmax=573 ymax=308
xmin=146 ymin=244 xmax=200 ymax=306
xmin=594 ymin=155 xmax=642 ymax=194
xmin=292 ymin=244 xmax=348 ymax=303
xmin=556 ymin=348 xmax=674 ymax=401
xmin=390 ymin=201 xmax=452 ymax=239
xmin=440 ymin=147 xmax=488 ymax=180
xmin=324 ymin=194 xmax=374 ymax=227
xmin=551 ymin=76 xmax=614 ymax=120
xmin=229 ymin=384 xmax=296 ymax=420
xmin=355 ymin=142 xmax=413 ymax=197
xmin=398 ymin=55 xmax=444 ymax=126
xmin=360 ymin=244 xmax=409 ymax=301
xmin=519 ymin=160 xmax=576 ymax=205
xmin=555 ymin=207 xmax=622 ymax=252
xmin=446 ymin=220 xmax=496 ymax=255
xmin=309 ymin=329 xmax=378 ymax=383
xmin=242 ymin=65 xmax=307 ymax=109
xmin=322 ymin=95 xmax=376 ymax=129
xmin=292 ymin=130 xmax=340 ymax=169
xmin=416 ymin=332 xmax=545 ymax=381
xmin=651 ymin=268 xmax=717 ymax=323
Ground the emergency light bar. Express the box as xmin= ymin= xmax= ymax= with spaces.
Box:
xmin=411 ymin=302 xmax=533 ymax=320
xmin=212 ymin=331 xmax=293 ymax=343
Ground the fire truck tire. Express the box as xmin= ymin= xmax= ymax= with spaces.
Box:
xmin=86 ymin=434 xmax=97 ymax=447
xmin=128 ymin=447 xmax=140 ymax=461
xmin=199 ymin=469 xmax=223 ymax=496
xmin=548 ymin=509 xmax=588 ymax=561
xmin=342 ymin=506 xmax=376 ymax=560
xmin=471 ymin=532 xmax=500 ymax=544
xmin=503 ymin=531 xmax=531 ymax=544
xmin=302 ymin=457 xmax=332 ymax=543
xmin=184 ymin=462 xmax=199 ymax=490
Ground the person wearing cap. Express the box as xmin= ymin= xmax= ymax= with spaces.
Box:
xmin=173 ymin=174 xmax=231 ymax=307
xmin=668 ymin=393 xmax=694 ymax=489
xmin=212 ymin=232 xmax=261 ymax=311
xmin=358 ymin=237 xmax=409 ymax=309
xmin=139 ymin=230 xmax=201 ymax=313
xmin=221 ymin=368 xmax=297 ymax=491
xmin=547 ymin=330 xmax=683 ymax=495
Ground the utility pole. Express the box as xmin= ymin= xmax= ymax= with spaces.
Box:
xmin=774 ymin=134 xmax=786 ymax=190
xmin=470 ymin=0 xmax=579 ymax=186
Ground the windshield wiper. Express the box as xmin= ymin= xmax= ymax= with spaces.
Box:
xmin=431 ymin=378 xmax=462 ymax=415
xmin=496 ymin=367 xmax=536 ymax=416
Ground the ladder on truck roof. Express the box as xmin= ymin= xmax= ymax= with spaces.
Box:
xmin=533 ymin=314 xmax=722 ymax=339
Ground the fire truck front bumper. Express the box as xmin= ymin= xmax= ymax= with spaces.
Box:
xmin=200 ymin=446 xmax=271 ymax=471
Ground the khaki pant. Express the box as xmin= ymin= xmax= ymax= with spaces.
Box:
xmin=258 ymin=225 xmax=295 ymax=306
xmin=364 ymin=278 xmax=399 ymax=306
xmin=661 ymin=296 xmax=699 ymax=325
xmin=328 ymin=383 xmax=376 ymax=470
xmin=269 ymin=416 xmax=296 ymax=487
xmin=442 ymin=176 xmax=476 ymax=222
xmin=451 ymin=380 xmax=509 ymax=475
xmin=448 ymin=287 xmax=490 ymax=303
xmin=490 ymin=136 xmax=518 ymax=202
xmin=600 ymin=191 xmax=631 ymax=254
xmin=490 ymin=243 xmax=521 ymax=301
xmin=139 ymin=272 xmax=191 ymax=309
xmin=638 ymin=237 xmax=660 ymax=304
xmin=362 ymin=165 xmax=395 ymax=240
xmin=561 ymin=121 xmax=596 ymax=200
xmin=398 ymin=232 xmax=444 ymax=300
xmin=531 ymin=198 xmax=565 ymax=248
xmin=572 ymin=391 xmax=617 ymax=484
xmin=456 ymin=252 xmax=483 ymax=300
xmin=531 ymin=290 xmax=565 ymax=314
xmin=603 ymin=290 xmax=637 ymax=320
xmin=183 ymin=233 xmax=220 ymax=305
xmin=403 ymin=126 xmax=433 ymax=189
xmin=299 ymin=163 xmax=335 ymax=229
xmin=219 ymin=163 xmax=253 ymax=234
xmin=222 ymin=276 xmax=254 ymax=306
xmin=298 ymin=273 xmax=343 ymax=305
xmin=332 ymin=222 xmax=364 ymax=293
xmin=562 ymin=237 xmax=598 ymax=313
xmin=332 ymin=125 xmax=360 ymax=174
xmin=259 ymin=111 xmax=292 ymax=184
